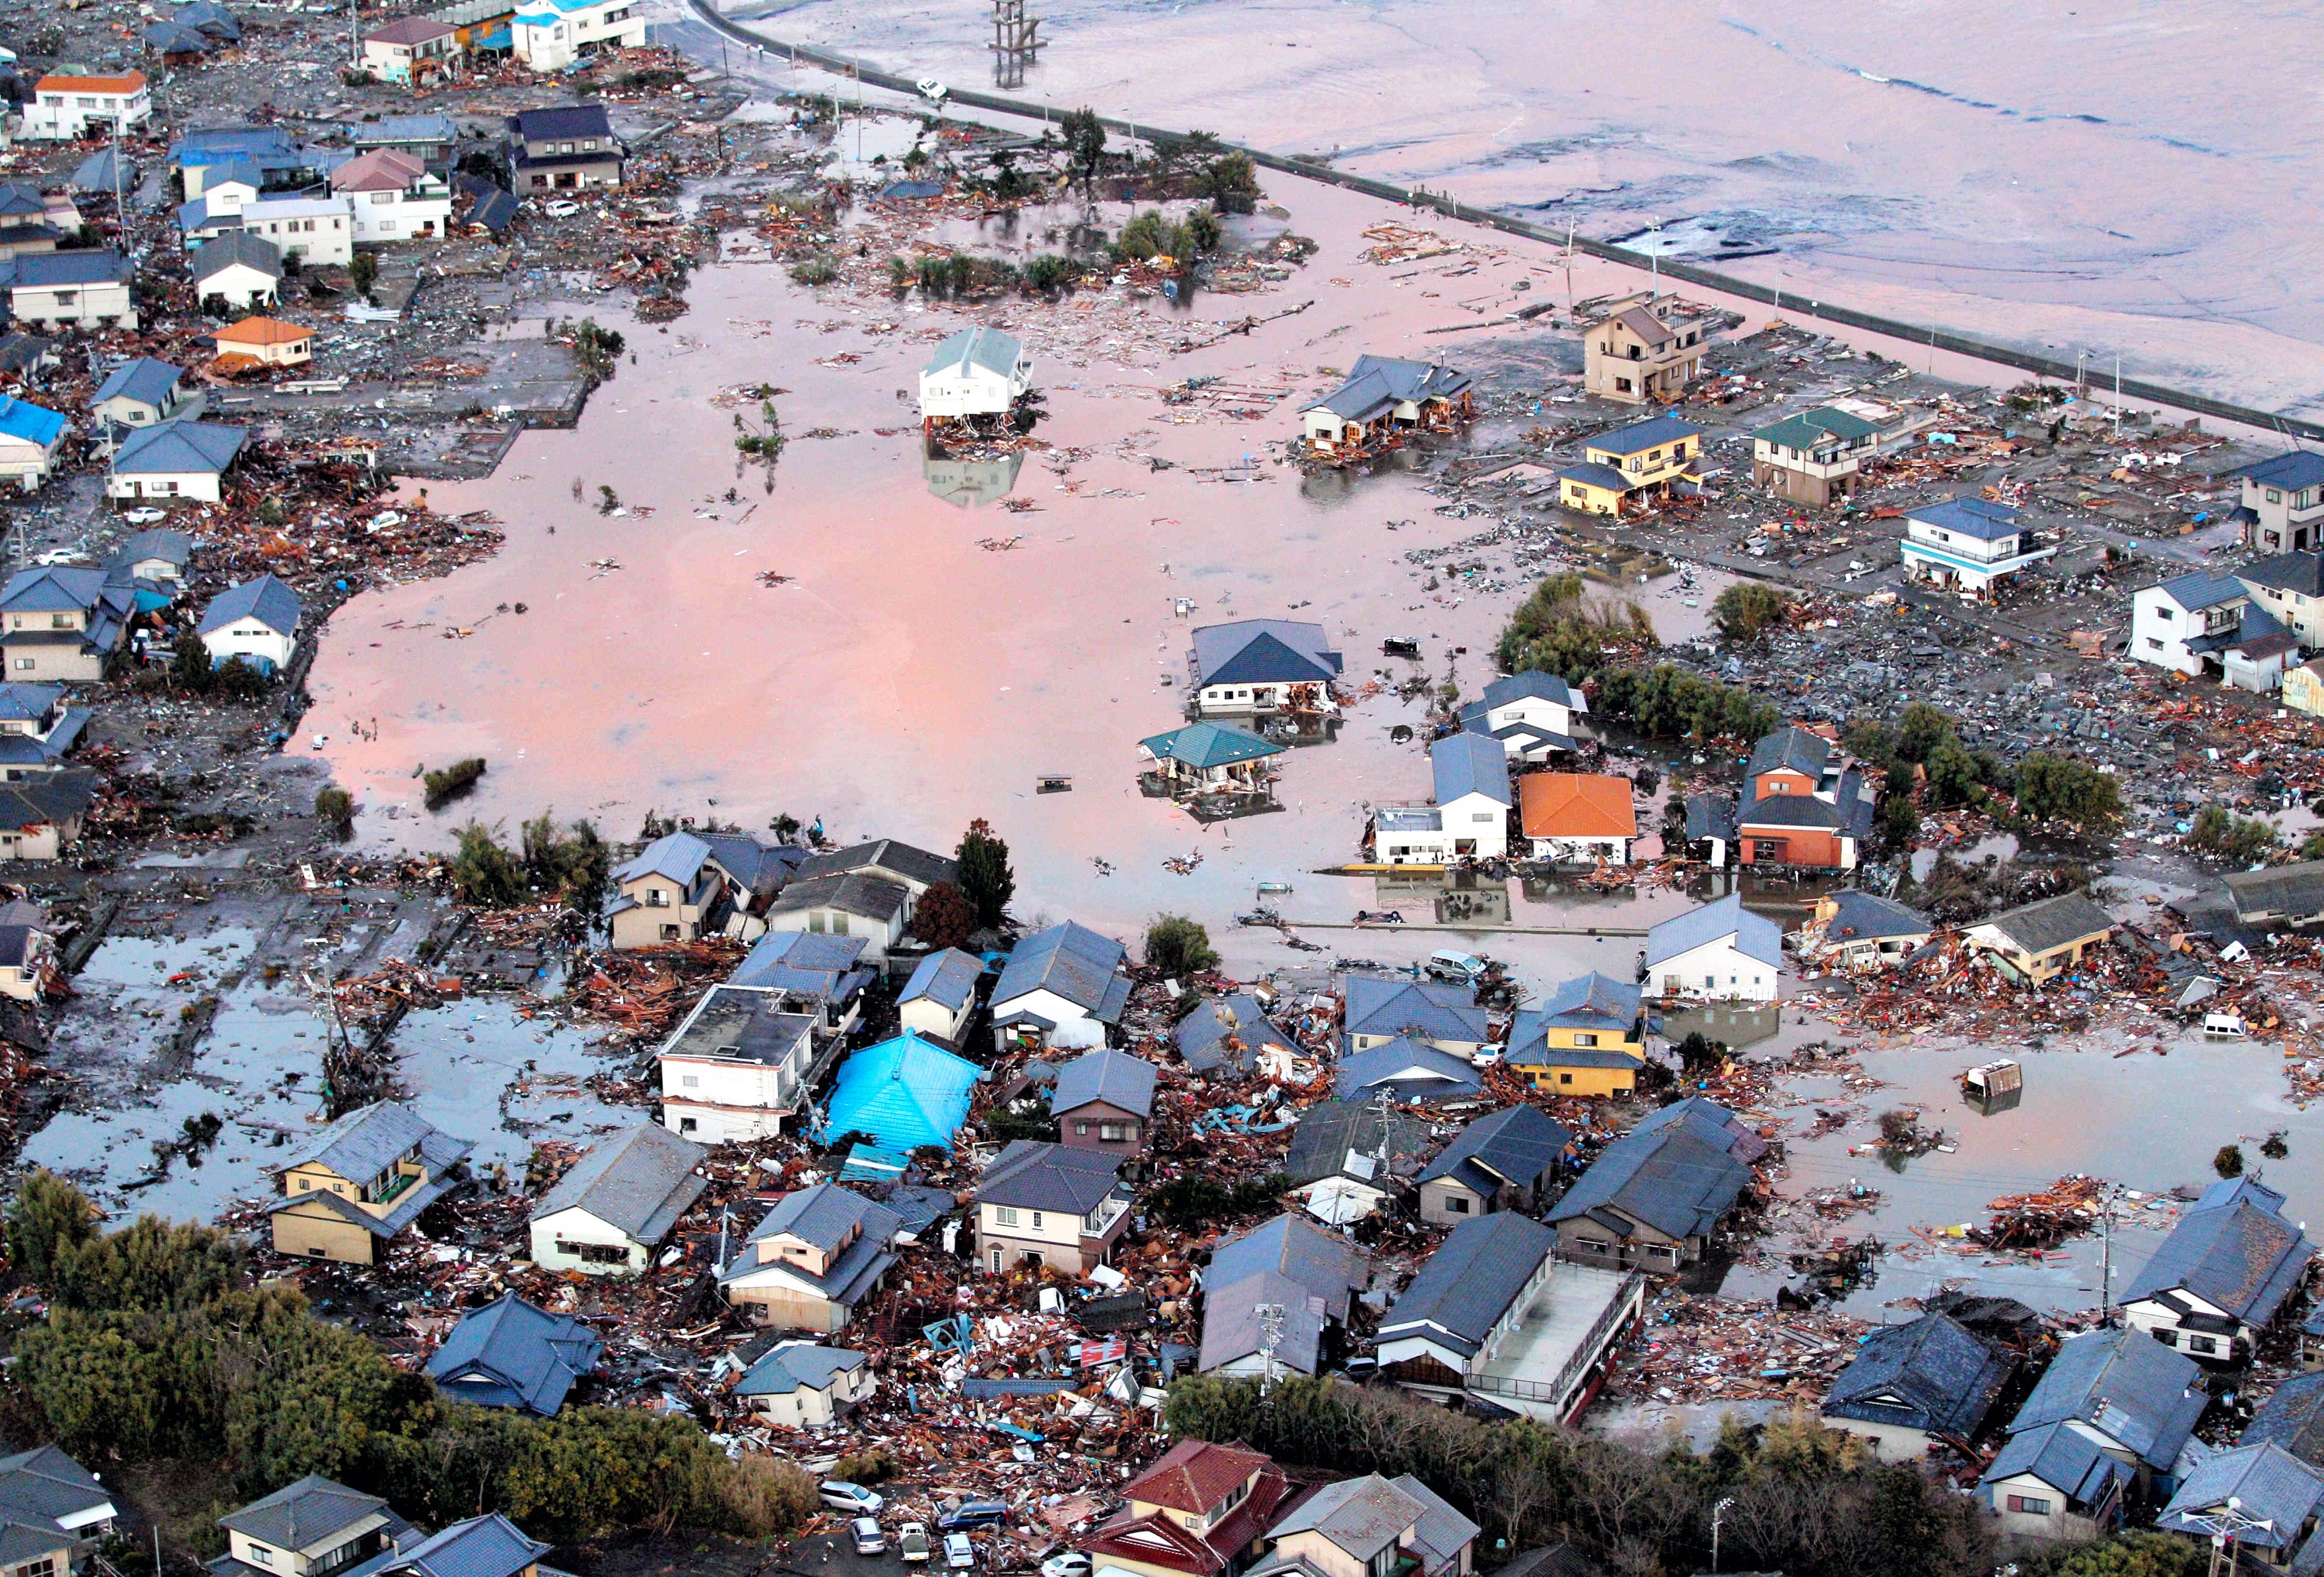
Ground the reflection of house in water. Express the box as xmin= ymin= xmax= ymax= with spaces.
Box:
xmin=923 ymin=446 xmax=1022 ymax=508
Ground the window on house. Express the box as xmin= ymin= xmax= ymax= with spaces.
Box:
xmin=680 ymin=1073 xmax=698 ymax=1087
xmin=1573 ymin=1032 xmax=1598 ymax=1047
xmin=1559 ymin=1072 xmax=1573 ymax=1085
xmin=1031 ymin=1211 xmax=1045 ymax=1230
xmin=1099 ymin=1122 xmax=1129 ymax=1142
xmin=1445 ymin=1196 xmax=1469 ymax=1214
xmin=678 ymin=1116 xmax=697 ymax=1132
xmin=993 ymin=1206 xmax=1018 ymax=1227
xmin=246 ymin=1550 xmax=273 ymax=1568
xmin=2152 ymin=1328 xmax=2177 ymax=1345
xmin=2188 ymin=1334 xmax=2218 ymax=1355
xmin=1074 ymin=1121 xmax=1089 ymax=1135
xmin=2006 ymin=1496 xmax=2051 ymax=1516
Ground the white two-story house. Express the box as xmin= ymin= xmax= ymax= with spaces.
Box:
xmin=1457 ymin=671 xmax=1587 ymax=761
xmin=656 ymin=984 xmax=827 ymax=1142
xmin=2131 ymin=572 xmax=2252 ymax=677
xmin=511 ymin=0 xmax=644 ymax=71
xmin=1371 ymin=731 xmax=1511 ymax=865
xmin=1899 ymin=496 xmax=2053 ymax=596
xmin=974 ymin=1140 xmax=1132 ymax=1275
xmin=2239 ymin=452 xmax=2324 ymax=554
xmin=23 ymin=72 xmax=151 ymax=140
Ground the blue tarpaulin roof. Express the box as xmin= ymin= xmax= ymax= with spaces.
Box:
xmin=824 ymin=1031 xmax=980 ymax=1154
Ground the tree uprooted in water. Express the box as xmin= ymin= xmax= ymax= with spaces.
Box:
xmin=1496 ymin=570 xmax=1656 ymax=684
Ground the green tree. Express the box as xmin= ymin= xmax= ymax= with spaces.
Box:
xmin=1923 ymin=737 xmax=1983 ymax=808
xmin=2188 ymin=805 xmax=2280 ymax=863
xmin=1674 ymin=1031 xmax=1722 ymax=1074
xmin=1842 ymin=718 xmax=1896 ymax=775
xmin=2013 ymin=752 xmax=2124 ymax=831
xmin=449 ymin=821 xmax=525 ymax=906
xmin=1060 ymin=107 xmax=1107 ymax=190
xmin=1879 ymin=792 xmax=1921 ymax=846
xmin=315 ymin=786 xmax=356 ymax=840
xmin=1198 ymin=151 xmax=1261 ymax=214
xmin=172 ymin=634 xmax=214 ymax=694
xmin=1894 ymin=702 xmax=1957 ymax=764
xmin=7 ymin=1169 xmax=95 ymax=1289
xmin=348 ymin=250 xmax=378 ymax=301
xmin=1144 ymin=914 xmax=1218 ymax=977
xmin=2215 ymin=1143 xmax=2246 ymax=1179
xmin=2016 ymin=1534 xmax=2209 ymax=1577
xmin=955 ymin=818 xmax=1014 ymax=930
xmin=1711 ymin=583 xmax=1791 ymax=644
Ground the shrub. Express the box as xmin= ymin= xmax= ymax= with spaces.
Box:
xmin=788 ymin=255 xmax=836 ymax=285
xmin=1711 ymin=583 xmax=1791 ymax=644
xmin=2215 ymin=1144 xmax=2245 ymax=1179
xmin=2014 ymin=752 xmax=2124 ymax=831
xmin=422 ymin=757 xmax=486 ymax=809
xmin=1144 ymin=914 xmax=1219 ymax=977
xmin=314 ymin=787 xmax=355 ymax=840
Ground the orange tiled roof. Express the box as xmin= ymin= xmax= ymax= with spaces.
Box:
xmin=212 ymin=317 xmax=311 ymax=347
xmin=1518 ymin=772 xmax=1637 ymax=840
xmin=35 ymin=72 xmax=146 ymax=93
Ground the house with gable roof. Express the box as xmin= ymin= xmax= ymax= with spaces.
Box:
xmin=1556 ymin=414 xmax=1703 ymax=516
xmin=511 ymin=0 xmax=644 ymax=73
xmin=2156 ymin=1443 xmax=2324 ymax=1565
xmin=1988 ymin=1325 xmax=2208 ymax=1503
xmin=1901 ymin=496 xmax=2054 ymax=596
xmin=990 ymin=920 xmax=1130 ymax=1053
xmin=0 ymin=1444 xmax=116 ymax=1576
xmin=608 ymin=829 xmax=804 ymax=951
xmin=1198 ymin=1213 xmax=1370 ymax=1378
xmin=898 ymin=946 xmax=982 ymax=1044
xmin=1803 ymin=890 xmax=1933 ymax=969
xmin=1458 ymin=671 xmax=1588 ymax=762
xmin=2132 ymin=571 xmax=2255 ymax=676
xmin=527 ymin=1118 xmax=706 ymax=1275
xmin=733 ymin=1341 xmax=873 ymax=1428
xmin=1371 ymin=731 xmax=1510 ymax=866
xmin=360 ymin=16 xmax=462 ymax=85
xmin=1298 ymin=355 xmax=1472 ymax=458
xmin=1416 ymin=1104 xmax=1573 ymax=1225
xmin=1282 ymin=1099 xmax=1430 ymax=1225
xmin=2120 ymin=1176 xmax=2314 ymax=1365
xmin=1077 ymin=1439 xmax=1295 ymax=1577
xmin=1962 ymin=892 xmax=2116 ymax=985
xmin=1819 ymin=1310 xmax=2017 ymax=1461
xmin=2237 ymin=551 xmax=2324 ymax=652
xmin=1518 ymin=773 xmax=1635 ymax=864
xmin=506 ymin=104 xmax=626 ymax=191
xmin=104 ymin=528 xmax=193 ymax=589
xmin=107 ymin=419 xmax=245 ymax=503
xmin=718 ymin=1180 xmax=903 ymax=1331
xmin=1582 ymin=293 xmax=1716 ymax=404
xmin=193 ymin=233 xmax=283 ymax=311
xmin=0 ymin=250 xmax=136 ymax=331
xmin=1175 ymin=992 xmax=1298 ymax=1080
xmin=422 ymin=1292 xmax=601 ymax=1415
xmin=1336 ymin=1039 xmax=1481 ymax=1105
xmin=974 ymin=1139 xmax=1131 ymax=1275
xmin=1750 ymin=404 xmax=1880 ymax=505
xmin=268 ymin=1100 xmax=475 ymax=1264
xmin=1051 ymin=1046 xmax=1156 ymax=1162
xmin=0 ymin=185 xmax=69 ymax=266
xmin=792 ymin=837 xmax=954 ymax=918
xmin=2239 ymin=451 xmax=2324 ymax=554
xmin=211 ymin=1474 xmax=416 ymax=1577
xmin=199 ymin=574 xmax=301 ymax=673
xmin=1547 ymin=1095 xmax=1759 ymax=1270
xmin=730 ymin=931 xmax=870 ymax=1032
xmin=0 ymin=566 xmax=135 ymax=682
xmin=1645 ymin=894 xmax=1781 ymax=1002
xmin=1255 ymin=1475 xmax=1479 ymax=1577
xmin=1341 ymin=973 xmax=1488 ymax=1059
xmin=919 ymin=327 xmax=1032 ymax=421
xmin=331 ymin=150 xmax=454 ymax=244
xmin=1188 ymin=619 xmax=1343 ymax=722
xmin=92 ymin=359 xmax=196 ymax=435
xmin=1503 ymin=971 xmax=1647 ymax=1096
xmin=377 ymin=1515 xmax=554 ymax=1577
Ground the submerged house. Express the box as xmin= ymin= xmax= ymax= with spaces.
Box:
xmin=1371 ymin=732 xmax=1511 ymax=866
xmin=1187 ymin=619 xmax=1342 ymax=723
xmin=268 ymin=1100 xmax=474 ymax=1265
xmin=1458 ymin=672 xmax=1587 ymax=762
xmin=919 ymin=327 xmax=1032 ymax=421
xmin=1139 ymin=722 xmax=1283 ymax=800
xmin=1547 ymin=1097 xmax=1759 ymax=1271
xmin=1582 ymin=294 xmax=1716 ymax=404
xmin=1299 ymin=355 xmax=1472 ymax=458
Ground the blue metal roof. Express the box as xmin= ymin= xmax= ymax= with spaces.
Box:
xmin=0 ymin=396 xmax=64 ymax=450
xmin=1415 ymin=1103 xmax=1572 ymax=1191
xmin=1480 ymin=672 xmax=1578 ymax=710
xmin=1334 ymin=1036 xmax=1481 ymax=1102
xmin=1557 ymin=462 xmax=1632 ymax=492
xmin=197 ymin=574 xmax=301 ymax=636
xmin=1909 ymin=496 xmax=2021 ymax=542
xmin=2241 ymin=451 xmax=2324 ymax=491
xmin=92 ymin=359 xmax=182 ymax=411
xmin=113 ymin=419 xmax=245 ymax=477
xmin=1342 ymin=974 xmax=1487 ymax=1045
xmin=1051 ymin=1047 xmax=1156 ymax=1120
xmin=824 ymin=1032 xmax=981 ymax=1153
xmin=735 ymin=1341 xmax=864 ymax=1398
xmin=2153 ymin=571 xmax=2250 ymax=613
xmin=1645 ymin=893 xmax=1783 ymax=969
xmin=385 ymin=1515 xmax=548 ymax=1577
xmin=2006 ymin=1326 xmax=2204 ymax=1470
xmin=1747 ymin=724 xmax=1829 ymax=784
xmin=1588 ymin=413 xmax=1703 ymax=457
xmin=610 ymin=829 xmax=712 ymax=888
xmin=1206 ymin=1213 xmax=1366 ymax=1324
xmin=899 ymin=946 xmax=982 ymax=1014
xmin=1430 ymin=729 xmax=1510 ymax=807
xmin=1190 ymin=619 xmax=1342 ymax=690
xmin=2121 ymin=1175 xmax=2313 ymax=1326
xmin=1548 ymin=1101 xmax=1753 ymax=1240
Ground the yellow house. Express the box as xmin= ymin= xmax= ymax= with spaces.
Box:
xmin=1557 ymin=413 xmax=1704 ymax=517
xmin=2287 ymin=659 xmax=2324 ymax=716
xmin=1503 ymin=971 xmax=1647 ymax=1096
xmin=268 ymin=1100 xmax=475 ymax=1264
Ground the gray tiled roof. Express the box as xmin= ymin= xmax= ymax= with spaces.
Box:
xmin=795 ymin=837 xmax=957 ymax=891
xmin=1630 ymin=1095 xmax=1769 ymax=1161
xmin=1431 ymin=730 xmax=1510 ymax=807
xmin=1978 ymin=1420 xmax=2128 ymax=1505
xmin=1416 ymin=1104 xmax=1572 ymax=1194
xmin=112 ymin=419 xmax=245 ymax=476
xmin=899 ymin=946 xmax=982 ymax=1013
xmin=1821 ymin=891 xmax=1931 ymax=944
xmin=384 ymin=1514 xmax=549 ymax=1577
xmin=273 ymin=1099 xmax=467 ymax=1185
xmin=1199 ymin=1267 xmax=1327 ymax=1374
xmin=1738 ymin=792 xmax=1847 ymax=830
xmin=1480 ymin=672 xmax=1579 ymax=711
xmin=2006 ymin=1326 xmax=2205 ymax=1470
xmin=218 ymin=1475 xmax=394 ymax=1552
xmin=1174 ymin=993 xmax=1295 ymax=1074
xmin=2121 ymin=1177 xmax=2313 ymax=1327
xmin=1976 ymin=892 xmax=2117 ymax=958
xmin=2247 ymin=1372 xmax=2324 ymax=1465
xmin=1747 ymin=726 xmax=1830 ymax=785
xmin=1684 ymin=792 xmax=1737 ymax=844
xmin=0 ymin=1447 xmax=110 ymax=1536
xmin=1525 ymin=971 xmax=1640 ymax=1034
xmin=2241 ymin=452 xmax=2324 ymax=491
xmin=0 ymin=250 xmax=130 ymax=289
xmin=729 ymin=929 xmax=870 ymax=995
xmin=1268 ymin=1474 xmax=1430 ymax=1562
xmin=529 ymin=1119 xmax=706 ymax=1243
xmin=2153 ymin=571 xmax=2252 ymax=613
xmin=742 ymin=1180 xmax=895 ymax=1255
xmin=768 ymin=870 xmax=907 ymax=925
xmin=422 ymin=1293 xmax=601 ymax=1416
xmin=197 ymin=574 xmax=301 ymax=637
xmin=1589 ymin=413 xmax=1701 ymax=457
xmin=1282 ymin=1099 xmax=1431 ymax=1187
xmin=1378 ymin=1210 xmax=1556 ymax=1356
xmin=2158 ymin=1443 xmax=2324 ymax=1548
xmin=1821 ymin=1313 xmax=2015 ymax=1439
xmin=992 ymin=921 xmax=1126 ymax=1017
xmin=1342 ymin=974 xmax=1487 ymax=1044
xmin=1386 ymin=1475 xmax=1479 ymax=1577
xmin=976 ymin=1140 xmax=1122 ymax=1214
xmin=194 ymin=230 xmax=283 ymax=282
xmin=92 ymin=359 xmax=183 ymax=410
xmin=1645 ymin=893 xmax=1783 ymax=970
xmin=1335 ymin=1038 xmax=1482 ymax=1102
xmin=610 ymin=830 xmax=713 ymax=888
xmin=1548 ymin=1102 xmax=1753 ymax=1241
xmin=1051 ymin=1047 xmax=1156 ymax=1120
xmin=1206 ymin=1212 xmax=1367 ymax=1323
xmin=735 ymin=1341 xmax=864 ymax=1398
xmin=2240 ymin=554 xmax=2324 ymax=598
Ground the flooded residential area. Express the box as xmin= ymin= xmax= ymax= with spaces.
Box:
xmin=0 ymin=7 xmax=2314 ymax=1577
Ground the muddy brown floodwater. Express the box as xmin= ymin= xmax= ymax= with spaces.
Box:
xmin=309 ymin=179 xmax=1733 ymax=977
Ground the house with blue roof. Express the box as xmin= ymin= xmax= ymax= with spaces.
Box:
xmin=0 ymin=395 xmax=65 ymax=492
xmin=727 ymin=930 xmax=868 ymax=1030
xmin=898 ymin=946 xmax=983 ymax=1044
xmin=823 ymin=1031 xmax=980 ymax=1154
xmin=1820 ymin=1311 xmax=2016 ymax=1461
xmin=1805 ymin=889 xmax=1933 ymax=970
xmin=1187 ymin=619 xmax=1342 ymax=723
xmin=1372 ymin=731 xmax=1511 ymax=866
xmin=1051 ymin=1046 xmax=1156 ymax=1162
xmin=199 ymin=574 xmax=301 ymax=674
xmin=2132 ymin=571 xmax=2253 ymax=677
xmin=108 ymin=418 xmax=245 ymax=503
xmin=1342 ymin=973 xmax=1488 ymax=1059
xmin=2120 ymin=1176 xmax=2314 ymax=1365
xmin=92 ymin=358 xmax=195 ymax=436
xmin=719 ymin=1181 xmax=903 ymax=1332
xmin=0 ymin=565 xmax=136 ymax=682
xmin=1644 ymin=893 xmax=1781 ymax=1002
xmin=2239 ymin=449 xmax=2324 ymax=554
xmin=1335 ymin=1036 xmax=1481 ymax=1105
xmin=422 ymin=1292 xmax=600 ymax=1414
xmin=2157 ymin=1443 xmax=2324 ymax=1563
xmin=990 ymin=920 xmax=1130 ymax=1053
xmin=1504 ymin=971 xmax=1647 ymax=1097
xmin=0 ymin=249 xmax=136 ymax=331
xmin=1901 ymin=495 xmax=2054 ymax=596
xmin=1139 ymin=721 xmax=1283 ymax=799
xmin=734 ymin=1340 xmax=873 ymax=1428
xmin=1415 ymin=1103 xmax=1572 ymax=1225
xmin=1298 ymin=353 xmax=1472 ymax=458
xmin=1557 ymin=413 xmax=1704 ymax=517
xmin=1986 ymin=1324 xmax=2207 ymax=1511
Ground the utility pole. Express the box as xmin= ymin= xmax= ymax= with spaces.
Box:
xmin=2098 ymin=1181 xmax=2115 ymax=1324
xmin=1256 ymin=1302 xmax=1284 ymax=1395
xmin=1563 ymin=220 xmax=1574 ymax=311
xmin=1711 ymin=1498 xmax=1734 ymax=1575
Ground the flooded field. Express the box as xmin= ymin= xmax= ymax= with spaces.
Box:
xmin=741 ymin=0 xmax=2324 ymax=416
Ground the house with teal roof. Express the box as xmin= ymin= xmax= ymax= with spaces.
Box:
xmin=823 ymin=1031 xmax=981 ymax=1154
xmin=1138 ymin=722 xmax=1283 ymax=799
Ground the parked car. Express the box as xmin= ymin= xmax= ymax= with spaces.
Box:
xmin=1041 ymin=1556 xmax=1091 ymax=1577
xmin=945 ymin=1534 xmax=975 ymax=1571
xmin=898 ymin=1524 xmax=932 ymax=1563
xmin=1425 ymin=950 xmax=1487 ymax=985
xmin=938 ymin=1500 xmax=1007 ymax=1531
xmin=853 ymin=1520 xmax=887 ymax=1556
xmin=822 ymin=1482 xmax=885 ymax=1516
xmin=916 ymin=77 xmax=947 ymax=102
